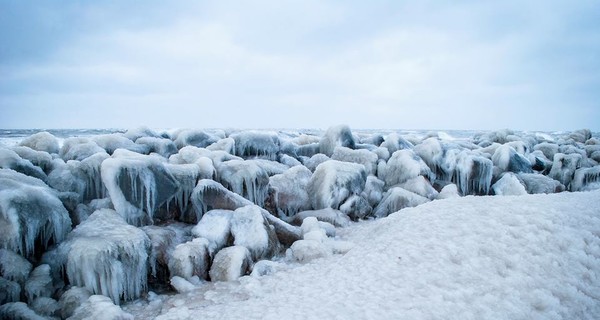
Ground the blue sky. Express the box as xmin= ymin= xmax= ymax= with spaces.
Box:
xmin=1 ymin=1 xmax=599 ymax=131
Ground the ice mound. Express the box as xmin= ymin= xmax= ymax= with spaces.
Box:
xmin=453 ymin=151 xmax=493 ymax=195
xmin=381 ymin=149 xmax=434 ymax=187
xmin=168 ymin=238 xmax=211 ymax=281
xmin=11 ymin=146 xmax=54 ymax=173
xmin=307 ymin=160 xmax=367 ymax=210
xmin=58 ymin=286 xmax=92 ymax=319
xmin=0 ymin=302 xmax=46 ymax=320
xmin=24 ymin=264 xmax=54 ymax=303
xmin=60 ymin=137 xmax=106 ymax=161
xmin=143 ymin=224 xmax=190 ymax=281
xmin=492 ymin=173 xmax=528 ymax=196
xmin=571 ymin=166 xmax=600 ymax=191
xmin=319 ymin=125 xmax=355 ymax=157
xmin=331 ymin=146 xmax=378 ymax=175
xmin=93 ymin=133 xmax=150 ymax=155
xmin=191 ymin=209 xmax=233 ymax=256
xmin=373 ymin=187 xmax=430 ymax=218
xmin=0 ymin=169 xmax=71 ymax=258
xmin=231 ymin=131 xmax=280 ymax=160
xmin=56 ymin=209 xmax=150 ymax=304
xmin=231 ymin=205 xmax=281 ymax=261
xmin=136 ymin=137 xmax=178 ymax=158
xmin=516 ymin=173 xmax=565 ymax=194
xmin=0 ymin=278 xmax=21 ymax=304
xmin=173 ymin=129 xmax=220 ymax=150
xmin=291 ymin=208 xmax=352 ymax=227
xmin=30 ymin=296 xmax=60 ymax=318
xmin=209 ymin=246 xmax=253 ymax=282
xmin=69 ymin=295 xmax=134 ymax=320
xmin=0 ymin=147 xmax=48 ymax=181
xmin=0 ymin=248 xmax=32 ymax=285
xmin=414 ymin=137 xmax=457 ymax=182
xmin=549 ymin=153 xmax=582 ymax=188
xmin=18 ymin=131 xmax=60 ymax=154
xmin=381 ymin=132 xmax=414 ymax=155
xmin=268 ymin=165 xmax=312 ymax=218
xmin=492 ymin=144 xmax=533 ymax=174
xmin=216 ymin=160 xmax=270 ymax=206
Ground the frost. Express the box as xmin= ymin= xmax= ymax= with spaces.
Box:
xmin=548 ymin=153 xmax=582 ymax=188
xmin=516 ymin=173 xmax=565 ymax=194
xmin=291 ymin=208 xmax=351 ymax=228
xmin=136 ymin=137 xmax=178 ymax=158
xmin=168 ymin=238 xmax=211 ymax=281
xmin=60 ymin=137 xmax=105 ymax=161
xmin=69 ymin=295 xmax=134 ymax=320
xmin=290 ymin=240 xmax=330 ymax=263
xmin=0 ymin=277 xmax=21 ymax=304
xmin=191 ymin=209 xmax=233 ymax=256
xmin=93 ymin=133 xmax=150 ymax=155
xmin=0 ymin=147 xmax=48 ymax=181
xmin=58 ymin=286 xmax=92 ymax=319
xmin=30 ymin=296 xmax=60 ymax=317
xmin=231 ymin=131 xmax=280 ymax=160
xmin=209 ymin=246 xmax=253 ymax=282
xmin=453 ymin=151 xmax=493 ymax=195
xmin=571 ymin=166 xmax=600 ymax=191
xmin=19 ymin=131 xmax=60 ymax=154
xmin=307 ymin=160 xmax=367 ymax=210
xmin=0 ymin=302 xmax=46 ymax=320
xmin=492 ymin=144 xmax=533 ymax=174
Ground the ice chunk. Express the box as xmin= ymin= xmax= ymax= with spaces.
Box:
xmin=567 ymin=129 xmax=591 ymax=143
xmin=250 ymin=260 xmax=284 ymax=277
xmin=515 ymin=173 xmax=564 ymax=194
xmin=268 ymin=165 xmax=312 ymax=218
xmin=68 ymin=295 xmax=134 ymax=320
xmin=136 ymin=137 xmax=178 ymax=158
xmin=123 ymin=126 xmax=161 ymax=141
xmin=534 ymin=142 xmax=559 ymax=161
xmin=0 ymin=277 xmax=21 ymax=304
xmin=290 ymin=240 xmax=330 ymax=263
xmin=0 ymin=302 xmax=46 ymax=320
xmin=60 ymin=137 xmax=105 ymax=161
xmin=58 ymin=286 xmax=92 ymax=319
xmin=492 ymin=145 xmax=533 ymax=174
xmin=101 ymin=153 xmax=179 ymax=226
xmin=308 ymin=160 xmax=367 ymax=210
xmin=230 ymin=131 xmax=280 ymax=160
xmin=164 ymin=163 xmax=204 ymax=223
xmin=303 ymin=153 xmax=330 ymax=172
xmin=453 ymin=151 xmax=493 ymax=195
xmin=339 ymin=195 xmax=372 ymax=220
xmin=209 ymin=246 xmax=252 ymax=282
xmin=414 ymin=138 xmax=460 ymax=182
xmin=548 ymin=153 xmax=582 ymax=188
xmin=142 ymin=224 xmax=190 ymax=281
xmin=30 ymin=296 xmax=60 ymax=318
xmin=19 ymin=131 xmax=60 ymax=154
xmin=437 ymin=183 xmax=460 ymax=199
xmin=0 ymin=169 xmax=71 ymax=258
xmin=292 ymin=208 xmax=352 ymax=227
xmin=398 ymin=176 xmax=439 ymax=199
xmin=362 ymin=175 xmax=385 ymax=207
xmin=331 ymin=146 xmax=378 ymax=176
xmin=168 ymin=238 xmax=211 ymax=281
xmin=174 ymin=129 xmax=219 ymax=150
xmin=381 ymin=133 xmax=414 ymax=155
xmin=571 ymin=166 xmax=600 ymax=191
xmin=206 ymin=137 xmax=236 ymax=154
xmin=382 ymin=149 xmax=434 ymax=188
xmin=93 ymin=133 xmax=150 ymax=155
xmin=12 ymin=146 xmax=54 ymax=174
xmin=216 ymin=160 xmax=270 ymax=207
xmin=231 ymin=205 xmax=281 ymax=261
xmin=0 ymin=248 xmax=32 ymax=285
xmin=0 ymin=147 xmax=48 ymax=181
xmin=170 ymin=276 xmax=197 ymax=293
xmin=24 ymin=264 xmax=54 ymax=302
xmin=278 ymin=154 xmax=302 ymax=167
xmin=373 ymin=187 xmax=430 ymax=218
xmin=58 ymin=209 xmax=150 ymax=304
xmin=191 ymin=209 xmax=233 ymax=256
xmin=492 ymin=173 xmax=527 ymax=196
xmin=319 ymin=125 xmax=356 ymax=157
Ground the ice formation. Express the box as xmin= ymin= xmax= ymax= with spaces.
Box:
xmin=307 ymin=160 xmax=367 ymax=210
xmin=209 ymin=246 xmax=253 ymax=282
xmin=303 ymin=153 xmax=330 ymax=172
xmin=68 ymin=295 xmax=134 ymax=320
xmin=492 ymin=173 xmax=528 ymax=196
xmin=18 ymin=131 xmax=60 ymax=154
xmin=0 ymin=147 xmax=48 ymax=182
xmin=381 ymin=149 xmax=434 ymax=187
xmin=93 ymin=133 xmax=150 ymax=155
xmin=216 ymin=160 xmax=270 ymax=207
xmin=191 ymin=209 xmax=233 ymax=256
xmin=492 ymin=144 xmax=533 ymax=174
xmin=398 ymin=176 xmax=439 ymax=199
xmin=11 ymin=146 xmax=54 ymax=174
xmin=381 ymin=132 xmax=414 ymax=155
xmin=24 ymin=264 xmax=54 ymax=303
xmin=331 ymin=146 xmax=378 ymax=175
xmin=0 ymin=248 xmax=32 ymax=285
xmin=453 ymin=151 xmax=493 ymax=195
xmin=174 ymin=129 xmax=220 ymax=150
xmin=291 ymin=208 xmax=352 ymax=228
xmin=339 ymin=194 xmax=372 ymax=220
xmin=136 ymin=137 xmax=178 ymax=158
xmin=60 ymin=137 xmax=106 ymax=161
xmin=571 ymin=166 xmax=600 ymax=191
xmin=231 ymin=131 xmax=280 ymax=160
xmin=230 ymin=205 xmax=280 ymax=261
xmin=516 ymin=173 xmax=565 ymax=194
xmin=168 ymin=238 xmax=211 ymax=281
xmin=0 ymin=278 xmax=21 ymax=304
xmin=142 ymin=224 xmax=190 ymax=281
xmin=268 ymin=165 xmax=312 ymax=218
xmin=373 ymin=187 xmax=430 ymax=218
xmin=319 ymin=125 xmax=355 ymax=157
xmin=30 ymin=296 xmax=60 ymax=318
xmin=0 ymin=302 xmax=46 ymax=320
xmin=549 ymin=153 xmax=582 ymax=188
xmin=58 ymin=286 xmax=92 ymax=319
xmin=57 ymin=209 xmax=150 ymax=304
xmin=290 ymin=240 xmax=330 ymax=263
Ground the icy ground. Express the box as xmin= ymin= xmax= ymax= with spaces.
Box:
xmin=125 ymin=190 xmax=600 ymax=319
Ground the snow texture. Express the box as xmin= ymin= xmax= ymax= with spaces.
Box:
xmin=69 ymin=295 xmax=134 ymax=320
xmin=58 ymin=209 xmax=150 ymax=304
xmin=307 ymin=160 xmax=367 ymax=210
xmin=209 ymin=246 xmax=253 ymax=282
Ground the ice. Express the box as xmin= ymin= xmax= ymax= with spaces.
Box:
xmin=170 ymin=276 xmax=197 ymax=293
xmin=277 ymin=154 xmax=302 ymax=167
xmin=191 ymin=209 xmax=233 ymax=256
xmin=268 ymin=165 xmax=312 ymax=218
xmin=93 ymin=133 xmax=150 ymax=155
xmin=11 ymin=146 xmax=54 ymax=173
xmin=19 ymin=131 xmax=60 ymax=154
xmin=174 ymin=129 xmax=219 ymax=150
xmin=164 ymin=163 xmax=204 ymax=223
xmin=567 ymin=129 xmax=592 ymax=143
xmin=30 ymin=296 xmax=60 ymax=317
xmin=209 ymin=246 xmax=253 ymax=282
xmin=414 ymin=137 xmax=455 ymax=181
xmin=101 ymin=152 xmax=179 ymax=226
xmin=571 ymin=166 xmax=600 ymax=191
xmin=373 ymin=187 xmax=430 ymax=218
xmin=291 ymin=208 xmax=351 ymax=228
xmin=492 ymin=144 xmax=533 ymax=174
xmin=24 ymin=264 xmax=54 ymax=302
xmin=250 ymin=260 xmax=285 ymax=277
xmin=361 ymin=175 xmax=384 ymax=207
xmin=0 ymin=147 xmax=48 ymax=181
xmin=437 ymin=183 xmax=460 ymax=199
xmin=548 ymin=153 xmax=583 ymax=188
xmin=68 ymin=295 xmax=134 ymax=320
xmin=0 ymin=302 xmax=46 ymax=320
xmin=168 ymin=238 xmax=211 ymax=281
xmin=123 ymin=127 xmax=161 ymax=141
xmin=381 ymin=149 xmax=434 ymax=188
xmin=516 ymin=173 xmax=565 ymax=194
xmin=0 ymin=169 xmax=71 ymax=258
xmin=398 ymin=176 xmax=439 ymax=199
xmin=58 ymin=286 xmax=92 ymax=319
xmin=58 ymin=209 xmax=150 ymax=304
xmin=381 ymin=132 xmax=414 ymax=155
xmin=216 ymin=160 xmax=270 ymax=207
xmin=231 ymin=205 xmax=281 ymax=261
xmin=307 ymin=160 xmax=367 ymax=210
xmin=491 ymin=173 xmax=528 ymax=196
xmin=136 ymin=137 xmax=178 ymax=158
xmin=533 ymin=142 xmax=559 ymax=161
xmin=290 ymin=240 xmax=330 ymax=263
xmin=47 ymin=159 xmax=87 ymax=201
xmin=339 ymin=194 xmax=372 ymax=220
xmin=331 ymin=146 xmax=378 ymax=175
xmin=303 ymin=153 xmax=330 ymax=172
xmin=0 ymin=277 xmax=21 ymax=304
xmin=0 ymin=248 xmax=33 ymax=285
xmin=60 ymin=137 xmax=106 ymax=161
xmin=453 ymin=151 xmax=494 ymax=195
xmin=142 ymin=224 xmax=190 ymax=281
xmin=318 ymin=125 xmax=355 ymax=157
xmin=231 ymin=131 xmax=280 ymax=160
xmin=206 ymin=137 xmax=236 ymax=154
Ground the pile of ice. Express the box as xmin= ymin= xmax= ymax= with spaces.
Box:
xmin=0 ymin=126 xmax=599 ymax=318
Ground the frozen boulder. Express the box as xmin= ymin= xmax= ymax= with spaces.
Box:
xmin=93 ymin=134 xmax=150 ymax=155
xmin=231 ymin=205 xmax=281 ymax=261
xmin=12 ymin=146 xmax=54 ymax=174
xmin=571 ymin=166 xmax=600 ymax=191
xmin=308 ymin=160 xmax=367 ymax=210
xmin=268 ymin=165 xmax=312 ymax=218
xmin=303 ymin=153 xmax=330 ymax=172
xmin=68 ymin=295 xmax=133 ymax=320
xmin=453 ymin=151 xmax=493 ymax=195
xmin=24 ymin=264 xmax=54 ymax=303
xmin=0 ymin=169 xmax=71 ymax=258
xmin=373 ymin=187 xmax=430 ymax=218
xmin=168 ymin=238 xmax=211 ymax=281
xmin=548 ymin=153 xmax=582 ymax=188
xmin=174 ymin=129 xmax=219 ymax=150
xmin=136 ymin=137 xmax=178 ymax=158
xmin=362 ymin=175 xmax=385 ymax=207
xmin=437 ymin=183 xmax=460 ymax=199
xmin=291 ymin=208 xmax=352 ymax=228
xmin=381 ymin=149 xmax=434 ymax=188
xmin=207 ymin=137 xmax=236 ymax=154
xmin=492 ymin=173 xmax=527 ymax=196
xmin=18 ymin=131 xmax=59 ymax=154
xmin=60 ymin=137 xmax=106 ymax=161
xmin=57 ymin=209 xmax=150 ymax=304
xmin=209 ymin=246 xmax=253 ymax=282
xmin=568 ymin=129 xmax=591 ymax=143
xmin=0 ymin=302 xmax=46 ymax=320
xmin=381 ymin=133 xmax=414 ymax=155
xmin=250 ymin=260 xmax=285 ymax=277
xmin=516 ymin=173 xmax=565 ymax=194
xmin=231 ymin=131 xmax=280 ymax=160
xmin=101 ymin=152 xmax=179 ymax=226
xmin=319 ymin=125 xmax=356 ymax=157
xmin=533 ymin=142 xmax=559 ymax=161
xmin=30 ymin=296 xmax=60 ymax=318
xmin=123 ymin=126 xmax=161 ymax=141
xmin=0 ymin=147 xmax=48 ymax=181
xmin=58 ymin=286 xmax=92 ymax=319
xmin=290 ymin=240 xmax=330 ymax=263
xmin=164 ymin=163 xmax=206 ymax=223
xmin=492 ymin=144 xmax=533 ymax=174
xmin=331 ymin=146 xmax=378 ymax=175
xmin=339 ymin=195 xmax=372 ymax=220
xmin=192 ymin=209 xmax=233 ymax=256
xmin=0 ymin=248 xmax=32 ymax=285
xmin=0 ymin=277 xmax=21 ymax=304
xmin=216 ymin=160 xmax=270 ymax=207
xmin=414 ymin=138 xmax=458 ymax=181
xmin=142 ymin=224 xmax=190 ymax=281
xmin=398 ymin=176 xmax=439 ymax=199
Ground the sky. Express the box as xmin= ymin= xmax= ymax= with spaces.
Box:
xmin=1 ymin=1 xmax=599 ymax=131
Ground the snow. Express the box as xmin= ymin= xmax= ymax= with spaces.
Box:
xmin=18 ymin=131 xmax=60 ymax=154
xmin=291 ymin=208 xmax=352 ymax=228
xmin=69 ymin=295 xmax=134 ymax=320
xmin=0 ymin=248 xmax=32 ymax=285
xmin=125 ymin=190 xmax=600 ymax=319
xmin=93 ymin=133 xmax=150 ymax=155
xmin=191 ymin=209 xmax=233 ymax=255
xmin=492 ymin=173 xmax=528 ymax=196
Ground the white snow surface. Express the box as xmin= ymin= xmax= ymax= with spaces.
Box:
xmin=126 ymin=190 xmax=600 ymax=319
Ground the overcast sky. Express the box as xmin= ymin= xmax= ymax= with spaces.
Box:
xmin=1 ymin=1 xmax=599 ymax=131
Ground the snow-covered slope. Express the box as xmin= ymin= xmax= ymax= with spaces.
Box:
xmin=126 ymin=190 xmax=600 ymax=319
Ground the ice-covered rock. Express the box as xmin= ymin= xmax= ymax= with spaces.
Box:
xmin=0 ymin=147 xmax=48 ymax=181
xmin=492 ymin=145 xmax=533 ymax=174
xmin=250 ymin=260 xmax=285 ymax=277
xmin=30 ymin=296 xmax=60 ymax=318
xmin=216 ymin=160 xmax=270 ymax=207
xmin=251 ymin=159 xmax=290 ymax=176
xmin=533 ymin=142 xmax=559 ymax=161
xmin=142 ymin=224 xmax=190 ymax=281
xmin=453 ymin=151 xmax=493 ymax=195
xmin=548 ymin=153 xmax=582 ymax=188
xmin=209 ymin=246 xmax=253 ymax=282
xmin=331 ymin=146 xmax=378 ymax=175
xmin=58 ymin=286 xmax=92 ymax=319
xmin=0 ymin=277 xmax=21 ymax=304
xmin=516 ymin=173 xmax=565 ymax=194
xmin=0 ymin=248 xmax=32 ymax=285
xmin=308 ymin=160 xmax=367 ymax=210
xmin=174 ymin=129 xmax=220 ymax=150
xmin=0 ymin=169 xmax=71 ymax=258
xmin=164 ymin=163 xmax=207 ymax=223
xmin=192 ymin=209 xmax=233 ymax=256
xmin=24 ymin=264 xmax=54 ymax=302
xmin=381 ymin=133 xmax=414 ymax=155
xmin=93 ymin=134 xmax=150 ymax=155
xmin=319 ymin=125 xmax=356 ymax=157
xmin=492 ymin=173 xmax=528 ymax=196
xmin=123 ymin=127 xmax=161 ymax=141
xmin=571 ymin=166 xmax=600 ymax=191
xmin=231 ymin=205 xmax=281 ymax=261
xmin=168 ymin=238 xmax=211 ymax=281
xmin=268 ymin=165 xmax=312 ymax=218
xmin=101 ymin=152 xmax=179 ymax=226
xmin=362 ymin=175 xmax=384 ymax=207
xmin=303 ymin=153 xmax=330 ymax=172
xmin=381 ymin=149 xmax=434 ymax=188
xmin=68 ymin=295 xmax=134 ymax=320
xmin=60 ymin=137 xmax=106 ymax=161
xmin=567 ymin=129 xmax=591 ymax=143
xmin=339 ymin=194 xmax=372 ymax=220
xmin=437 ymin=183 xmax=460 ymax=199
xmin=19 ymin=131 xmax=60 ymax=154
xmin=57 ymin=209 xmax=150 ymax=304
xmin=290 ymin=240 xmax=330 ymax=263
xmin=291 ymin=208 xmax=352 ymax=227
xmin=0 ymin=302 xmax=46 ymax=320
xmin=231 ymin=131 xmax=280 ymax=160
xmin=398 ymin=176 xmax=439 ymax=199
xmin=414 ymin=138 xmax=458 ymax=182
xmin=206 ymin=137 xmax=236 ymax=154
xmin=12 ymin=146 xmax=54 ymax=174
xmin=170 ymin=276 xmax=197 ymax=293
xmin=373 ymin=187 xmax=430 ymax=218
xmin=136 ymin=137 xmax=178 ymax=158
